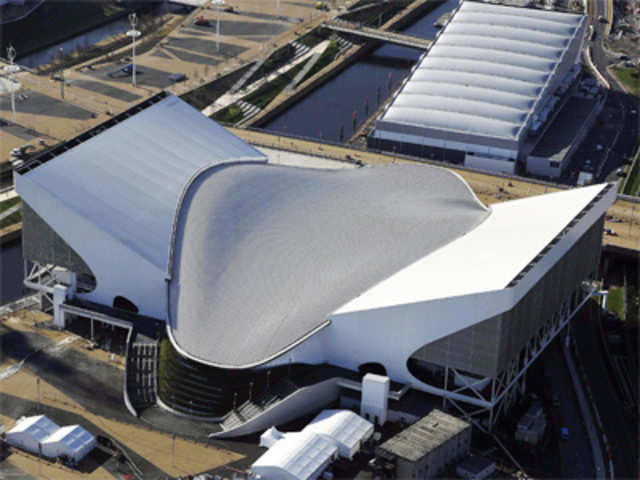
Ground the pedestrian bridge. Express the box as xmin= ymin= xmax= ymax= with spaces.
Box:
xmin=321 ymin=20 xmax=432 ymax=50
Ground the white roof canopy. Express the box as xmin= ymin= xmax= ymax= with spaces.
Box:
xmin=252 ymin=431 xmax=337 ymax=480
xmin=302 ymin=410 xmax=374 ymax=459
xmin=380 ymin=1 xmax=586 ymax=140
xmin=8 ymin=415 xmax=60 ymax=443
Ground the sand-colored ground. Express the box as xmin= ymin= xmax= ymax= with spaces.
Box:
xmin=0 ymin=366 xmax=244 ymax=478
xmin=2 ymin=311 xmax=125 ymax=370
xmin=0 ymin=0 xmax=332 ymax=163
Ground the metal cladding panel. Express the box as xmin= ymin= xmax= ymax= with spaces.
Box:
xmin=377 ymin=1 xmax=586 ymax=144
xmin=22 ymin=202 xmax=94 ymax=278
xmin=20 ymin=94 xmax=266 ymax=273
xmin=495 ymin=215 xmax=604 ymax=371
xmin=168 ymin=163 xmax=489 ymax=368
xmin=413 ymin=216 xmax=604 ymax=377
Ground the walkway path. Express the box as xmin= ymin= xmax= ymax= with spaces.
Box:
xmin=202 ymin=40 xmax=329 ymax=117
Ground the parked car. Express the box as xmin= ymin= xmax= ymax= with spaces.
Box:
xmin=168 ymin=73 xmax=187 ymax=83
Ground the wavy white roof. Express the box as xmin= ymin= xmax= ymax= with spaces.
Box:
xmin=380 ymin=1 xmax=586 ymax=140
xmin=168 ymin=163 xmax=489 ymax=368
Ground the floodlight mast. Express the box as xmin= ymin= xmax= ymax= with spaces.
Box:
xmin=4 ymin=45 xmax=19 ymax=123
xmin=212 ymin=0 xmax=225 ymax=53
xmin=127 ymin=13 xmax=141 ymax=86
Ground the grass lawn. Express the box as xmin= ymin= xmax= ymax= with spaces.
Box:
xmin=301 ymin=37 xmax=340 ymax=83
xmin=0 ymin=197 xmax=20 ymax=215
xmin=622 ymin=149 xmax=640 ymax=196
xmin=212 ymin=103 xmax=244 ymax=124
xmin=0 ymin=197 xmax=21 ymax=229
xmin=612 ymin=67 xmax=640 ymax=97
xmin=243 ymin=60 xmax=308 ymax=109
xmin=607 ymin=286 xmax=625 ymax=319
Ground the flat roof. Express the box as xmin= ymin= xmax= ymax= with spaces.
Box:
xmin=168 ymin=162 xmax=488 ymax=368
xmin=379 ymin=1 xmax=586 ymax=141
xmin=377 ymin=409 xmax=469 ymax=462
xmin=530 ymin=96 xmax=597 ymax=160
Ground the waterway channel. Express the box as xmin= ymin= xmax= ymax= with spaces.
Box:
xmin=17 ymin=4 xmax=186 ymax=69
xmin=0 ymin=239 xmax=27 ymax=305
xmin=262 ymin=0 xmax=457 ymax=143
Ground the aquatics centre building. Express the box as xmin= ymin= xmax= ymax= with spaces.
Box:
xmin=14 ymin=92 xmax=615 ymax=436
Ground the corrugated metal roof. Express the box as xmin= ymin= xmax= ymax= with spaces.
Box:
xmin=21 ymin=93 xmax=266 ymax=273
xmin=377 ymin=410 xmax=469 ymax=462
xmin=379 ymin=1 xmax=586 ymax=141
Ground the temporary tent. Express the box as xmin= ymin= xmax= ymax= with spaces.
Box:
xmin=303 ymin=410 xmax=374 ymax=459
xmin=5 ymin=416 xmax=60 ymax=455
xmin=251 ymin=431 xmax=338 ymax=480
xmin=260 ymin=426 xmax=285 ymax=448
xmin=41 ymin=424 xmax=96 ymax=462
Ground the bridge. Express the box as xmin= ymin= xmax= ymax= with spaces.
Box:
xmin=321 ymin=20 xmax=432 ymax=50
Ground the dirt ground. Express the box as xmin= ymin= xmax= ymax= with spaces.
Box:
xmin=3 ymin=311 xmax=125 ymax=370
xmin=0 ymin=368 xmax=244 ymax=478
xmin=0 ymin=312 xmax=245 ymax=479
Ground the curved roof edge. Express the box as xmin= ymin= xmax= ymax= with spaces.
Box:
xmin=165 ymin=157 xmax=267 ymax=281
xmin=164 ymin=315 xmax=332 ymax=370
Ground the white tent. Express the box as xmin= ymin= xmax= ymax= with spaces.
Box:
xmin=5 ymin=416 xmax=60 ymax=455
xmin=303 ymin=410 xmax=374 ymax=459
xmin=41 ymin=425 xmax=96 ymax=462
xmin=251 ymin=431 xmax=338 ymax=480
xmin=260 ymin=426 xmax=285 ymax=448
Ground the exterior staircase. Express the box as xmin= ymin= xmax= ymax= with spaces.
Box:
xmin=126 ymin=342 xmax=158 ymax=411
xmin=221 ymin=378 xmax=298 ymax=431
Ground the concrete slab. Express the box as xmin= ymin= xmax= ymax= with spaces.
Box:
xmin=70 ymin=79 xmax=142 ymax=103
xmin=0 ymin=90 xmax=93 ymax=120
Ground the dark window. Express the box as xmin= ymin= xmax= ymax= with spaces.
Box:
xmin=358 ymin=362 xmax=387 ymax=377
xmin=113 ymin=296 xmax=138 ymax=313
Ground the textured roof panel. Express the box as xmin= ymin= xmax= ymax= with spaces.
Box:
xmin=379 ymin=2 xmax=585 ymax=141
xmin=23 ymin=94 xmax=266 ymax=271
xmin=168 ymin=163 xmax=489 ymax=367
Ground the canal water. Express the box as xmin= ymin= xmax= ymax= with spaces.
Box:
xmin=0 ymin=240 xmax=27 ymax=305
xmin=18 ymin=4 xmax=186 ymax=69
xmin=18 ymin=17 xmax=133 ymax=69
xmin=262 ymin=0 xmax=457 ymax=143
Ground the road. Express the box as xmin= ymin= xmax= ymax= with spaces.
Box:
xmin=589 ymin=0 xmax=639 ymax=184
xmin=543 ymin=339 xmax=595 ymax=479
xmin=572 ymin=301 xmax=639 ymax=479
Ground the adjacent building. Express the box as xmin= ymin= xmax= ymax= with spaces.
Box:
xmin=376 ymin=409 xmax=471 ymax=479
xmin=370 ymin=1 xmax=588 ymax=176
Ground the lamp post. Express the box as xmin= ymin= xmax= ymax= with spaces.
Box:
xmin=4 ymin=45 xmax=20 ymax=122
xmin=127 ymin=13 xmax=141 ymax=86
xmin=212 ymin=0 xmax=225 ymax=53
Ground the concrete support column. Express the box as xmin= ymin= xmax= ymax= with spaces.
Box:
xmin=52 ymin=285 xmax=68 ymax=328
